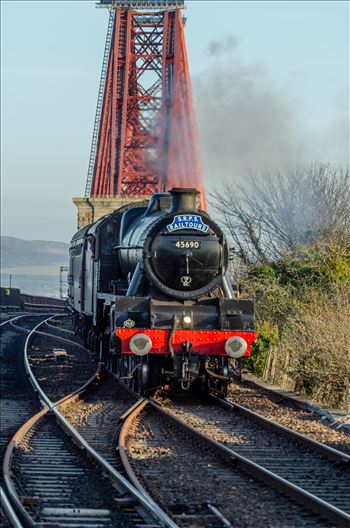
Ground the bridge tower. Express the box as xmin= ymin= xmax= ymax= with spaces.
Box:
xmin=74 ymin=0 xmax=205 ymax=229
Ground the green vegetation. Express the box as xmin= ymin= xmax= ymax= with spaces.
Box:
xmin=244 ymin=321 xmax=279 ymax=378
xmin=211 ymin=163 xmax=350 ymax=410
xmin=243 ymin=234 xmax=350 ymax=410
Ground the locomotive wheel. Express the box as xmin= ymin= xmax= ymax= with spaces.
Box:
xmin=115 ymin=354 xmax=161 ymax=395
xmin=130 ymin=356 xmax=149 ymax=395
xmin=135 ymin=358 xmax=149 ymax=395
xmin=219 ymin=380 xmax=229 ymax=397
xmin=221 ymin=357 xmax=229 ymax=378
xmin=230 ymin=358 xmax=243 ymax=382
xmin=115 ymin=354 xmax=140 ymax=393
xmin=127 ymin=356 xmax=161 ymax=395
xmin=145 ymin=357 xmax=163 ymax=394
xmin=205 ymin=357 xmax=229 ymax=397
xmin=140 ymin=359 xmax=148 ymax=394
xmin=120 ymin=355 xmax=139 ymax=393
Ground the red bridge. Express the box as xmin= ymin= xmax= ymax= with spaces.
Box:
xmin=74 ymin=0 xmax=205 ymax=228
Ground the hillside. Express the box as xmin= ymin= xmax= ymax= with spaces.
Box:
xmin=1 ymin=236 xmax=69 ymax=276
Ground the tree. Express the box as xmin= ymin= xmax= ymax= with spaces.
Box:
xmin=210 ymin=162 xmax=350 ymax=264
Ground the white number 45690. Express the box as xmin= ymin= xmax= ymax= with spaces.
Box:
xmin=173 ymin=240 xmax=200 ymax=249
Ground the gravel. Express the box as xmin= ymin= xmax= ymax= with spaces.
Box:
xmin=0 ymin=316 xmax=45 ymax=463
xmin=28 ymin=332 xmax=95 ymax=402
xmin=227 ymin=380 xmax=350 ymax=453
xmin=126 ymin=406 xmax=335 ymax=528
xmin=156 ymin=393 xmax=350 ymax=515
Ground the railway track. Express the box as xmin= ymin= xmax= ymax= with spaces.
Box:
xmin=27 ymin=324 xmax=95 ymax=402
xmin=59 ymin=372 xmax=140 ymax=467
xmin=3 ymin=313 xmax=349 ymax=527
xmin=6 ymin=411 xmax=150 ymax=527
xmin=45 ymin=317 xmax=76 ymax=336
xmin=57 ymin=376 xmax=229 ymax=527
xmin=1 ymin=315 xmax=50 ymax=528
xmin=1 ymin=315 xmax=176 ymax=528
xmin=20 ymin=314 xmax=350 ymax=527
xmin=116 ymin=388 xmax=350 ymax=527
xmin=0 ymin=315 xmax=47 ymax=463
xmin=226 ymin=380 xmax=350 ymax=452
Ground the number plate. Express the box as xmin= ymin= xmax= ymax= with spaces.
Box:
xmin=172 ymin=240 xmax=201 ymax=249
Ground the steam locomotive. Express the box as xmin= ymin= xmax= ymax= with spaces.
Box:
xmin=68 ymin=188 xmax=256 ymax=395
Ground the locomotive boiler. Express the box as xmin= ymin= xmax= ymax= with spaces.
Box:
xmin=68 ymin=188 xmax=256 ymax=395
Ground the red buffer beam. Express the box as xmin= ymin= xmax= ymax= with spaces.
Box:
xmin=87 ymin=3 xmax=206 ymax=209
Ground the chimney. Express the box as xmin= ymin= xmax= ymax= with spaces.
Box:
xmin=170 ymin=188 xmax=199 ymax=213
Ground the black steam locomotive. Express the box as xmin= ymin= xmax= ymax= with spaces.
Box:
xmin=68 ymin=188 xmax=256 ymax=395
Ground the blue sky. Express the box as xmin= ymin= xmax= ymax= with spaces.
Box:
xmin=1 ymin=0 xmax=349 ymax=242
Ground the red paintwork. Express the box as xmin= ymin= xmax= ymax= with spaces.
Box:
xmin=89 ymin=6 xmax=206 ymax=208
xmin=116 ymin=328 xmax=257 ymax=356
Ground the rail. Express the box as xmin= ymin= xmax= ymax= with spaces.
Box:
xmin=3 ymin=316 xmax=178 ymax=528
xmin=0 ymin=486 xmax=24 ymax=528
xmin=212 ymin=395 xmax=350 ymax=463
xmin=0 ymin=315 xmax=24 ymax=327
xmin=148 ymin=398 xmax=350 ymax=527
xmin=45 ymin=319 xmax=75 ymax=335
xmin=118 ymin=398 xmax=149 ymax=494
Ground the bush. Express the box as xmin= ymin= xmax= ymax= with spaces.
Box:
xmin=241 ymin=235 xmax=350 ymax=410
xmin=281 ymin=288 xmax=350 ymax=410
xmin=243 ymin=321 xmax=278 ymax=378
xmin=213 ymin=162 xmax=350 ymax=409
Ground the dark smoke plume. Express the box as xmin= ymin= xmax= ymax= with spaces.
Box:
xmin=193 ymin=37 xmax=309 ymax=186
xmin=208 ymin=36 xmax=238 ymax=57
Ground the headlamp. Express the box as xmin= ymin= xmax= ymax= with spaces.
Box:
xmin=225 ymin=336 xmax=247 ymax=358
xmin=129 ymin=333 xmax=152 ymax=356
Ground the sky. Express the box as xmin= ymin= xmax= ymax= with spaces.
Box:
xmin=1 ymin=0 xmax=349 ymax=242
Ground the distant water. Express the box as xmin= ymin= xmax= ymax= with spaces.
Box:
xmin=0 ymin=273 xmax=67 ymax=299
